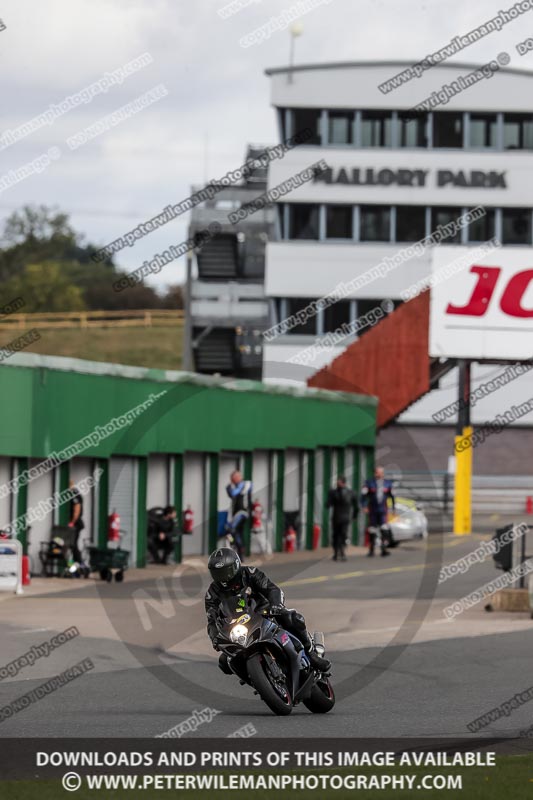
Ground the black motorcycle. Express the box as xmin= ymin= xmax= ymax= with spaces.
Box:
xmin=215 ymin=589 xmax=335 ymax=716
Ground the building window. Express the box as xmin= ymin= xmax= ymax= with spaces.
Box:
xmin=503 ymin=114 xmax=533 ymax=149
xmin=361 ymin=111 xmax=393 ymax=147
xmin=356 ymin=299 xmax=385 ymax=335
xmin=398 ymin=112 xmax=428 ymax=147
xmin=323 ymin=300 xmax=351 ymax=333
xmin=277 ymin=205 xmax=286 ymax=239
xmin=502 ymin=209 xmax=531 ymax=244
xmin=431 ymin=207 xmax=463 ymax=243
xmin=286 ymin=298 xmax=317 ymax=335
xmin=395 ymin=206 xmax=426 ymax=242
xmin=272 ymin=298 xmax=283 ymax=326
xmin=360 ymin=206 xmax=391 ymax=241
xmin=288 ymin=204 xmax=320 ymax=239
xmin=433 ymin=112 xmax=463 ymax=148
xmin=466 ymin=208 xmax=496 ymax=243
xmin=328 ymin=111 xmax=353 ymax=144
xmin=279 ymin=109 xmax=288 ymax=141
xmin=468 ymin=113 xmax=498 ymax=148
xmin=292 ymin=108 xmax=321 ymax=145
xmin=326 ymin=205 xmax=353 ymax=239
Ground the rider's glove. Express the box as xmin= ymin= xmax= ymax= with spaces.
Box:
xmin=269 ymin=604 xmax=285 ymax=616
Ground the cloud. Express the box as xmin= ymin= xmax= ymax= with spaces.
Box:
xmin=0 ymin=0 xmax=528 ymax=288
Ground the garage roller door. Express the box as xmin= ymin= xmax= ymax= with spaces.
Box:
xmin=109 ymin=458 xmax=138 ymax=564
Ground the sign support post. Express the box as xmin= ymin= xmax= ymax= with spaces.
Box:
xmin=453 ymin=360 xmax=472 ymax=535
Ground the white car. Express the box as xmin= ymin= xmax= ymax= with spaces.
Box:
xmin=387 ymin=497 xmax=428 ymax=544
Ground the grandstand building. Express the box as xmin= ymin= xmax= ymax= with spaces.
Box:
xmin=262 ymin=61 xmax=533 ymax=472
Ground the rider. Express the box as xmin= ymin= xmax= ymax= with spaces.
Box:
xmin=225 ymin=470 xmax=251 ymax=561
xmin=361 ymin=465 xmax=395 ymax=557
xmin=205 ymin=547 xmax=331 ymax=673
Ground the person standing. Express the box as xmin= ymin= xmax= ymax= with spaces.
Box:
xmin=67 ymin=480 xmax=85 ymax=564
xmin=361 ymin=466 xmax=395 ymax=557
xmin=148 ymin=506 xmax=177 ymax=564
xmin=226 ymin=470 xmax=252 ymax=561
xmin=327 ymin=476 xmax=358 ymax=562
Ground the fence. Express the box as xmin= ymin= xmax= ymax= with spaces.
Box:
xmin=390 ymin=471 xmax=533 ymax=520
xmin=0 ymin=309 xmax=184 ymax=330
xmin=389 ymin=471 xmax=452 ymax=515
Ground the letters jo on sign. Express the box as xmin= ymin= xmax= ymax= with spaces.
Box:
xmin=429 ymin=247 xmax=533 ymax=360
xmin=447 ymin=265 xmax=533 ymax=318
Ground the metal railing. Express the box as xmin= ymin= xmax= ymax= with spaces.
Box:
xmin=387 ymin=471 xmax=452 ymax=514
xmin=388 ymin=471 xmax=533 ymax=517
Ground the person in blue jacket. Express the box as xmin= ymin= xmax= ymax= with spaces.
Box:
xmin=226 ymin=470 xmax=252 ymax=560
xmin=361 ymin=465 xmax=395 ymax=557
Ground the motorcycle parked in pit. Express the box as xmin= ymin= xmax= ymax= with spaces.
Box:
xmin=215 ymin=589 xmax=335 ymax=716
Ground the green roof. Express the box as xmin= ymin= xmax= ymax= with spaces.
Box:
xmin=0 ymin=353 xmax=377 ymax=458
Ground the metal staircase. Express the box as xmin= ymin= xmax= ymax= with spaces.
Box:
xmin=196 ymin=234 xmax=239 ymax=280
xmin=194 ymin=328 xmax=236 ymax=374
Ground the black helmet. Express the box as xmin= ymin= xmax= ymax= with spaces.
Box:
xmin=208 ymin=548 xmax=242 ymax=587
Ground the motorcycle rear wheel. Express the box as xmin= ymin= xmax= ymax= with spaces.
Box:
xmin=247 ymin=653 xmax=293 ymax=716
xmin=303 ymin=678 xmax=335 ymax=713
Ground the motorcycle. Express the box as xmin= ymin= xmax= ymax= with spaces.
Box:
xmin=215 ymin=588 xmax=335 ymax=716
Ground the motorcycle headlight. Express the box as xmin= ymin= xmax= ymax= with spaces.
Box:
xmin=230 ymin=624 xmax=248 ymax=645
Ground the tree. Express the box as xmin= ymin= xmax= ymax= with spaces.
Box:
xmin=160 ymin=284 xmax=185 ymax=309
xmin=0 ymin=205 xmax=185 ymax=311
xmin=0 ymin=262 xmax=85 ymax=312
xmin=1 ymin=205 xmax=76 ymax=247
xmin=0 ymin=206 xmax=83 ymax=283
xmin=0 ymin=204 xmax=121 ymax=286
xmin=65 ymin=261 xmax=166 ymax=310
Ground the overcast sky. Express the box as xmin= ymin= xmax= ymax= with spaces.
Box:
xmin=1 ymin=0 xmax=531 ymax=290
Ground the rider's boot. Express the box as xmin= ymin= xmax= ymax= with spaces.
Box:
xmin=302 ymin=632 xmax=331 ymax=672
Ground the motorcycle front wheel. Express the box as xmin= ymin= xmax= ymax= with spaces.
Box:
xmin=303 ymin=678 xmax=335 ymax=713
xmin=247 ymin=653 xmax=293 ymax=716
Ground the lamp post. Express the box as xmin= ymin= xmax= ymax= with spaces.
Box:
xmin=287 ymin=22 xmax=303 ymax=83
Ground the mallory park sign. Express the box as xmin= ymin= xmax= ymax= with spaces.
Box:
xmin=313 ymin=166 xmax=507 ymax=189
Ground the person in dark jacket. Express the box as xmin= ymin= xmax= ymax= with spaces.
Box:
xmin=361 ymin=466 xmax=395 ymax=557
xmin=67 ymin=481 xmax=85 ymax=564
xmin=205 ymin=548 xmax=331 ymax=673
xmin=327 ymin=476 xmax=358 ymax=561
xmin=226 ymin=470 xmax=251 ymax=560
xmin=148 ymin=506 xmax=177 ymax=564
